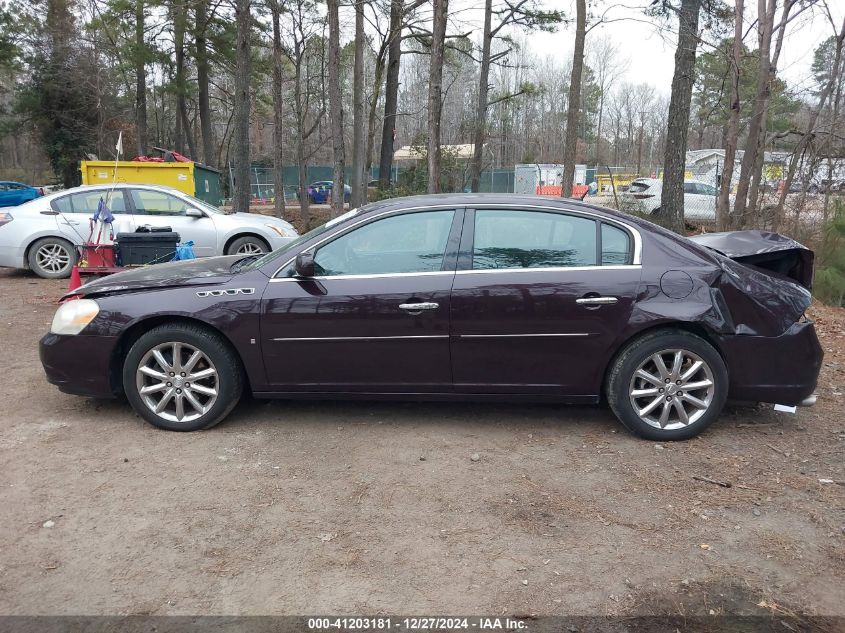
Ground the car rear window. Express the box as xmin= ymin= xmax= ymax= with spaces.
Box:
xmin=628 ymin=181 xmax=651 ymax=193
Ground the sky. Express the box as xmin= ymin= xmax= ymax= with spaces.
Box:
xmin=517 ymin=1 xmax=844 ymax=96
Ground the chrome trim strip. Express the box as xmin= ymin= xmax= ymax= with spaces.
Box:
xmin=457 ymin=333 xmax=592 ymax=339
xmin=454 ymin=264 xmax=641 ymax=276
xmin=271 ymin=335 xmax=448 ymax=342
xmin=270 ymin=201 xmax=643 ymax=278
xmin=270 ymin=270 xmax=454 ymax=282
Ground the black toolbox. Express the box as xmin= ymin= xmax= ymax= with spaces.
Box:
xmin=116 ymin=232 xmax=180 ymax=266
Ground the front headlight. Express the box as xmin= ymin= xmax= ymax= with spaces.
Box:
xmin=50 ymin=299 xmax=100 ymax=335
xmin=266 ymin=224 xmax=296 ymax=238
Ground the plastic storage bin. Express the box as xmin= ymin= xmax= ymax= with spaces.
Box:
xmin=116 ymin=232 xmax=180 ymax=266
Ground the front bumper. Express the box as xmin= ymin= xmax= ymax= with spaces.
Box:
xmin=718 ymin=320 xmax=823 ymax=406
xmin=39 ymin=333 xmax=118 ymax=398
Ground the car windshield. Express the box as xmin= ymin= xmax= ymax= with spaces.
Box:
xmin=235 ymin=207 xmax=360 ymax=273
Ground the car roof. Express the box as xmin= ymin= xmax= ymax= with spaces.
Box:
xmin=41 ymin=183 xmax=187 ymax=201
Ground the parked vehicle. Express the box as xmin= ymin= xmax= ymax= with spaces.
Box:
xmin=40 ymin=194 xmax=821 ymax=440
xmin=0 ymin=184 xmax=298 ymax=278
xmin=298 ymin=181 xmax=352 ymax=204
xmin=623 ymin=178 xmax=719 ymax=220
xmin=0 ymin=181 xmax=41 ymax=208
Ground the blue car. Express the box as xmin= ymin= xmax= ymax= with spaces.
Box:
xmin=0 ymin=181 xmax=40 ymax=208
xmin=300 ymin=181 xmax=352 ymax=204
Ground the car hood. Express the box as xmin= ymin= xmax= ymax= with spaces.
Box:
xmin=220 ymin=211 xmax=295 ymax=231
xmin=67 ymin=256 xmax=241 ymax=298
xmin=689 ymin=230 xmax=814 ymax=289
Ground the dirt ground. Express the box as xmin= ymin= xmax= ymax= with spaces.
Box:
xmin=0 ymin=268 xmax=843 ymax=617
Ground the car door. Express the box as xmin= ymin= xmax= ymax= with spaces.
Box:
xmin=0 ymin=184 xmax=10 ymax=207
xmin=127 ymin=188 xmax=218 ymax=257
xmin=50 ymin=188 xmax=135 ymax=245
xmin=260 ymin=208 xmax=462 ymax=392
xmin=450 ymin=207 xmax=643 ymax=396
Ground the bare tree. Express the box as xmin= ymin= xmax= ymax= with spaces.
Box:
xmin=377 ymin=0 xmax=403 ymax=189
xmin=351 ymin=0 xmax=367 ymax=207
xmin=774 ymin=11 xmax=845 ymax=227
xmin=327 ymin=0 xmax=346 ymax=218
xmin=717 ymin=0 xmax=743 ymax=230
xmin=560 ymin=0 xmax=585 ymax=198
xmin=134 ymin=0 xmax=147 ymax=156
xmin=270 ymin=0 xmax=285 ymax=218
xmin=195 ymin=0 xmax=216 ymax=166
xmin=232 ymin=0 xmax=252 ymax=214
xmin=659 ymin=0 xmax=701 ymax=234
xmin=426 ymin=0 xmax=448 ymax=193
xmin=588 ymin=35 xmax=628 ymax=163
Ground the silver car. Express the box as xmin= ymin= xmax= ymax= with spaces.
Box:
xmin=623 ymin=178 xmax=720 ymax=221
xmin=0 ymin=184 xmax=299 ymax=278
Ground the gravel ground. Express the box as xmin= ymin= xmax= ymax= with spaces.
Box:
xmin=0 ymin=269 xmax=842 ymax=617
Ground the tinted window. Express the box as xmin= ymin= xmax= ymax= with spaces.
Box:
xmin=473 ymin=210 xmax=597 ymax=270
xmin=628 ymin=181 xmax=651 ymax=193
xmin=601 ymin=223 xmax=631 ymax=265
xmin=314 ymin=210 xmax=455 ymax=276
xmin=52 ymin=190 xmax=127 ymax=214
xmin=698 ymin=183 xmax=717 ymax=195
xmin=130 ymin=189 xmax=190 ymax=216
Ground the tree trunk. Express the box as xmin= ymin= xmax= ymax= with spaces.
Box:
xmin=426 ymin=0 xmax=448 ymax=194
xmin=718 ymin=0 xmax=743 ymax=230
xmin=232 ymin=0 xmax=252 ymax=214
xmin=468 ymin=0 xmax=492 ymax=193
xmin=270 ymin=0 xmax=285 ymax=218
xmin=351 ymin=0 xmax=367 ymax=207
xmin=377 ymin=0 xmax=403 ymax=189
xmin=733 ymin=0 xmax=775 ymax=225
xmin=195 ymin=0 xmax=216 ymax=166
xmin=327 ymin=0 xmax=346 ymax=219
xmin=560 ymin=0 xmax=585 ymax=198
xmin=659 ymin=0 xmax=701 ymax=234
xmin=135 ymin=0 xmax=147 ymax=156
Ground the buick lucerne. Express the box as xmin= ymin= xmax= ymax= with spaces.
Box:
xmin=40 ymin=194 xmax=822 ymax=440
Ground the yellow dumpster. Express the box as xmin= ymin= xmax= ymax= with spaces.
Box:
xmin=80 ymin=161 xmax=222 ymax=206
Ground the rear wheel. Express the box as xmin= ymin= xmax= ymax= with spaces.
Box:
xmin=226 ymin=235 xmax=269 ymax=256
xmin=123 ymin=324 xmax=243 ymax=431
xmin=28 ymin=237 xmax=77 ymax=279
xmin=606 ymin=330 xmax=728 ymax=440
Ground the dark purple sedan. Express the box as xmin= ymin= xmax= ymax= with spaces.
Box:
xmin=40 ymin=194 xmax=822 ymax=440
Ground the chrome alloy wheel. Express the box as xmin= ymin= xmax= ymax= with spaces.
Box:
xmin=236 ymin=242 xmax=265 ymax=255
xmin=135 ymin=342 xmax=219 ymax=423
xmin=36 ymin=243 xmax=71 ymax=274
xmin=628 ymin=349 xmax=715 ymax=430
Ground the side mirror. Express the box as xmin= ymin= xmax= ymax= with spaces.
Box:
xmin=294 ymin=252 xmax=315 ymax=277
xmin=186 ymin=208 xmax=204 ymax=218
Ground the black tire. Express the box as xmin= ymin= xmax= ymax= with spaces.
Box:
xmin=226 ymin=235 xmax=270 ymax=256
xmin=27 ymin=237 xmax=77 ymax=279
xmin=122 ymin=323 xmax=243 ymax=431
xmin=606 ymin=330 xmax=728 ymax=441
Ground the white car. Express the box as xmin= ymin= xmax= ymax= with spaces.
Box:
xmin=624 ymin=178 xmax=719 ymax=221
xmin=0 ymin=184 xmax=299 ymax=278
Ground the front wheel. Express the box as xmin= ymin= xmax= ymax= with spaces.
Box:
xmin=28 ymin=237 xmax=77 ymax=278
xmin=226 ymin=235 xmax=269 ymax=256
xmin=123 ymin=324 xmax=243 ymax=431
xmin=606 ymin=330 xmax=728 ymax=440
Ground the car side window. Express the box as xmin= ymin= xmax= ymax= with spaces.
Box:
xmin=52 ymin=191 xmax=128 ymax=214
xmin=130 ymin=190 xmax=190 ymax=216
xmin=601 ymin=223 xmax=631 ymax=265
xmin=472 ymin=209 xmax=597 ymax=270
xmin=313 ymin=210 xmax=455 ymax=276
xmin=683 ymin=182 xmax=696 ymax=194
xmin=698 ymin=183 xmax=716 ymax=196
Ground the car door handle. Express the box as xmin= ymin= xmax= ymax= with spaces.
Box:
xmin=399 ymin=302 xmax=439 ymax=313
xmin=576 ymin=296 xmax=618 ymax=305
